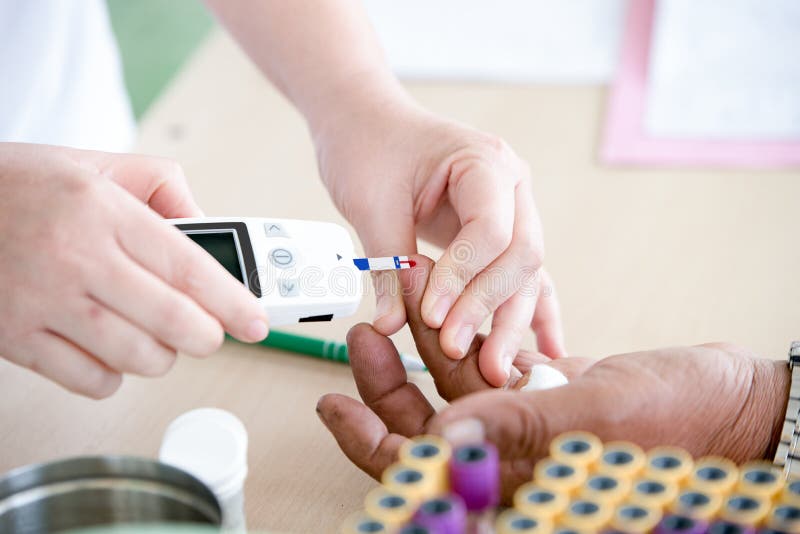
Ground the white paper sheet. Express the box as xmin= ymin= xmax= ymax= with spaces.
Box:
xmin=363 ymin=0 xmax=626 ymax=83
xmin=646 ymin=0 xmax=800 ymax=140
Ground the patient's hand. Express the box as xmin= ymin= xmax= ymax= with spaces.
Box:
xmin=317 ymin=255 xmax=788 ymax=500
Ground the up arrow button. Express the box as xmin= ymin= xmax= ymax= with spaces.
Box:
xmin=264 ymin=222 xmax=288 ymax=238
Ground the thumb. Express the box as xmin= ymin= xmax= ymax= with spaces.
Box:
xmin=83 ymin=151 xmax=203 ymax=218
xmin=355 ymin=211 xmax=417 ymax=336
xmin=428 ymin=371 xmax=615 ymax=461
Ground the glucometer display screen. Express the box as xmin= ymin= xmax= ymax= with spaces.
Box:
xmin=186 ymin=232 xmax=245 ymax=283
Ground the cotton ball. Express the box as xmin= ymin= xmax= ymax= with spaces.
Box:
xmin=520 ymin=364 xmax=569 ymax=392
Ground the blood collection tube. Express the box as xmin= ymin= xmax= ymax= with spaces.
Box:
xmin=340 ymin=511 xmax=391 ymax=534
xmin=550 ymin=432 xmax=603 ymax=469
xmin=513 ymin=482 xmax=569 ymax=519
xmin=449 ymin=442 xmax=500 ymax=511
xmin=534 ymin=458 xmax=588 ymax=495
xmin=598 ymin=442 xmax=647 ymax=480
xmin=780 ymin=479 xmax=800 ymax=506
xmin=495 ymin=509 xmax=552 ymax=534
xmin=654 ymin=514 xmax=709 ymax=534
xmin=559 ymin=497 xmax=613 ymax=531
xmin=553 ymin=528 xmax=592 ymax=534
xmin=736 ymin=462 xmax=783 ymax=499
xmin=719 ymin=493 xmax=770 ymax=527
xmin=608 ymin=501 xmax=662 ymax=533
xmin=397 ymin=523 xmax=432 ymax=534
xmin=764 ymin=503 xmax=800 ymax=533
xmin=688 ymin=457 xmax=739 ymax=495
xmin=644 ymin=447 xmax=694 ymax=485
xmin=706 ymin=520 xmax=756 ymax=534
xmin=399 ymin=435 xmax=452 ymax=495
xmin=579 ymin=472 xmax=632 ymax=506
xmin=669 ymin=488 xmax=722 ymax=521
xmin=382 ymin=463 xmax=438 ymax=504
xmin=412 ymin=494 xmax=467 ymax=534
xmin=364 ymin=486 xmax=416 ymax=527
xmin=628 ymin=477 xmax=680 ymax=510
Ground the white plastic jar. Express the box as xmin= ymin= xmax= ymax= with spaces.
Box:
xmin=159 ymin=408 xmax=249 ymax=532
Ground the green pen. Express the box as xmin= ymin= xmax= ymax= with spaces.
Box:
xmin=244 ymin=330 xmax=428 ymax=372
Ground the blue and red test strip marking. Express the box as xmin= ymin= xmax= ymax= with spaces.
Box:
xmin=352 ymin=256 xmax=416 ymax=272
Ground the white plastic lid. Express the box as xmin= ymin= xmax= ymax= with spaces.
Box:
xmin=159 ymin=408 xmax=248 ymax=500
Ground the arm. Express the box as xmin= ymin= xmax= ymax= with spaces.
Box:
xmin=207 ymin=2 xmax=566 ymax=386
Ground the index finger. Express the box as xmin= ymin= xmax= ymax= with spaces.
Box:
xmin=114 ymin=194 xmax=268 ymax=342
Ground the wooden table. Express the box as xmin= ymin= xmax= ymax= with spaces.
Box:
xmin=2 ymin=30 xmax=798 ymax=532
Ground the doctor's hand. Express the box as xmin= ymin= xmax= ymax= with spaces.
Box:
xmin=317 ymin=256 xmax=787 ymax=500
xmin=315 ymin=100 xmax=564 ymax=387
xmin=0 ymin=143 xmax=268 ymax=398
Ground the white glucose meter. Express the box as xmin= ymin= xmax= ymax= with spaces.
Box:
xmin=169 ymin=217 xmax=363 ymax=326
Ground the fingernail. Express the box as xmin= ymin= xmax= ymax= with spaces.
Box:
xmin=245 ymin=319 xmax=269 ymax=341
xmin=454 ymin=324 xmax=475 ymax=357
xmin=374 ymin=295 xmax=393 ymax=321
xmin=502 ymin=351 xmax=515 ymax=378
xmin=427 ymin=295 xmax=452 ymax=327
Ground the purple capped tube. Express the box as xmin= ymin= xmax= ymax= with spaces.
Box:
xmin=412 ymin=494 xmax=467 ymax=534
xmin=706 ymin=521 xmax=756 ymax=534
xmin=448 ymin=442 xmax=500 ymax=511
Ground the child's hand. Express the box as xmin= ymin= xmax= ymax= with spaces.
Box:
xmin=317 ymin=256 xmax=787 ymax=500
xmin=0 ymin=143 xmax=269 ymax=398
xmin=316 ymin=101 xmax=564 ymax=386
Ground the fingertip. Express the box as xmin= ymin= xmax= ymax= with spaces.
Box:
xmin=478 ymin=346 xmax=511 ymax=388
xmin=243 ymin=318 xmax=269 ymax=342
xmin=373 ymin=296 xmax=406 ymax=335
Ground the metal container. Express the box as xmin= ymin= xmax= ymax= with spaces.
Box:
xmin=0 ymin=456 xmax=222 ymax=533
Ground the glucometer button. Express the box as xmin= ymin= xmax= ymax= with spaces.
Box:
xmin=278 ymin=279 xmax=299 ymax=297
xmin=269 ymin=248 xmax=295 ymax=268
xmin=264 ymin=222 xmax=288 ymax=238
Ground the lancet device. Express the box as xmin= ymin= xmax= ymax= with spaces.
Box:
xmin=169 ymin=217 xmax=364 ymax=326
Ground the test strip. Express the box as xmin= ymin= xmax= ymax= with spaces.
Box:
xmin=353 ymin=256 xmax=416 ymax=271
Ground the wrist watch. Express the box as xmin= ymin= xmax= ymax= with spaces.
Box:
xmin=773 ymin=341 xmax=800 ymax=478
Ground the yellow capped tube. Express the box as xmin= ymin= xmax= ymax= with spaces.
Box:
xmin=736 ymin=461 xmax=783 ymax=499
xmin=579 ymin=472 xmax=632 ymax=506
xmin=598 ymin=442 xmax=646 ymax=480
xmin=669 ymin=488 xmax=723 ymax=521
xmin=608 ymin=501 xmax=662 ymax=534
xmin=513 ymin=482 xmax=569 ymax=519
xmin=533 ymin=458 xmax=588 ymax=495
xmin=628 ymin=477 xmax=680 ymax=510
xmin=381 ymin=463 xmax=438 ymax=503
xmin=549 ymin=432 xmax=603 ymax=469
xmin=364 ymin=486 xmax=416 ymax=526
xmin=688 ymin=457 xmax=739 ymax=495
xmin=340 ymin=511 xmax=391 ymax=534
xmin=644 ymin=447 xmax=694 ymax=485
xmin=559 ymin=497 xmax=613 ymax=531
xmin=766 ymin=503 xmax=800 ymax=533
xmin=398 ymin=435 xmax=452 ymax=494
xmin=495 ymin=509 xmax=553 ymax=534
xmin=719 ymin=493 xmax=770 ymax=526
